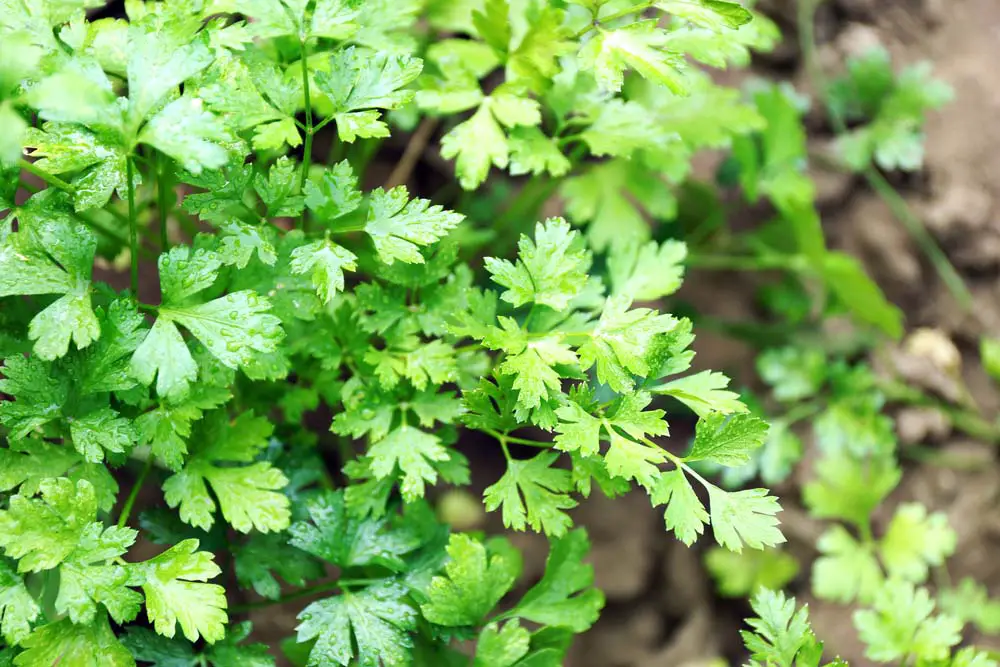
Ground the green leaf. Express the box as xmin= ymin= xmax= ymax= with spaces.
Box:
xmin=878 ymin=503 xmax=956 ymax=583
xmin=657 ymin=0 xmax=754 ymax=29
xmin=315 ymin=48 xmax=422 ymax=142
xmin=981 ymin=337 xmax=1000 ymax=382
xmin=0 ymin=478 xmax=100 ymax=573
xmin=651 ymin=468 xmax=708 ymax=545
xmin=137 ymin=539 xmax=227 ymax=644
xmin=127 ymin=31 xmax=213 ymax=124
xmin=0 ymin=560 xmax=40 ymax=645
xmin=474 ymin=621 xmax=531 ymax=667
xmin=654 ymin=370 xmax=748 ymax=419
xmin=705 ymin=546 xmax=799 ymax=598
xmin=0 ymin=211 xmax=99 ymax=359
xmin=812 ymin=525 xmax=883 ymax=604
xmin=130 ymin=318 xmax=198 ymax=403
xmin=288 ymin=490 xmax=421 ymax=571
xmin=364 ymin=186 xmax=465 ymax=264
xmin=741 ymin=589 xmax=818 ymax=667
xmin=123 ymin=621 xmax=275 ymax=667
xmin=507 ymin=127 xmax=570 ymax=178
xmin=803 ymin=453 xmax=900 ymax=528
xmin=368 ymin=425 xmax=449 ymax=502
xmin=296 ymin=580 xmax=418 ymax=667
xmin=303 ymin=160 xmax=363 ymax=223
xmin=707 ymin=486 xmax=784 ymax=553
xmin=55 ymin=524 xmax=142 ymax=625
xmin=0 ymin=103 xmax=27 ymax=167
xmin=822 ymin=252 xmax=903 ymax=339
xmin=608 ymin=239 xmax=687 ymax=301
xmin=578 ymin=21 xmax=687 ymax=94
xmin=684 ymin=412 xmax=767 ymax=466
xmin=138 ymin=96 xmax=231 ymax=175
xmin=578 ymin=295 xmax=677 ymax=392
xmin=421 ymin=533 xmax=518 ymax=626
xmin=289 ymin=239 xmax=358 ymax=303
xmin=439 ymin=93 xmax=542 ymax=189
xmin=485 ymin=218 xmax=590 ymax=311
xmin=163 ymin=411 xmax=290 ymax=533
xmin=484 ymin=451 xmax=577 ymax=537
xmin=234 ymin=533 xmax=323 ymax=601
xmin=854 ymin=580 xmax=961 ymax=663
xmin=218 ymin=221 xmax=278 ymax=270
xmin=513 ymin=529 xmax=604 ymax=633
xmin=14 ymin=616 xmax=134 ymax=667
xmin=68 ymin=409 xmax=137 ymax=466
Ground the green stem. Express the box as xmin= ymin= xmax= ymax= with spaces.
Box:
xmin=485 ymin=428 xmax=551 ymax=449
xmin=126 ymin=157 xmax=139 ymax=296
xmin=156 ymin=153 xmax=170 ymax=251
xmin=229 ymin=578 xmax=384 ymax=614
xmin=117 ymin=457 xmax=154 ymax=528
xmin=572 ymin=1 xmax=655 ymax=39
xmin=686 ymin=253 xmax=808 ymax=272
xmin=796 ymin=0 xmax=973 ymax=310
xmin=863 ymin=168 xmax=973 ymax=308
xmin=18 ymin=158 xmax=76 ymax=192
xmin=299 ymin=38 xmax=314 ymax=232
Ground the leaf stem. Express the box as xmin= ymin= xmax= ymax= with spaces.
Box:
xmin=572 ymin=1 xmax=656 ymax=39
xmin=299 ymin=38 xmax=314 ymax=232
xmin=686 ymin=253 xmax=808 ymax=272
xmin=229 ymin=578 xmax=384 ymax=613
xmin=155 ymin=152 xmax=170 ymax=251
xmin=796 ymin=0 xmax=973 ymax=310
xmin=117 ymin=456 xmax=154 ymax=528
xmin=18 ymin=158 xmax=76 ymax=193
xmin=126 ymin=157 xmax=139 ymax=296
xmin=484 ymin=428 xmax=551 ymax=449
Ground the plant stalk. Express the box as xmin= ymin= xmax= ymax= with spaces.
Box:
xmin=126 ymin=157 xmax=139 ymax=296
xmin=117 ymin=456 xmax=154 ymax=528
xmin=156 ymin=152 xmax=170 ymax=251
xmin=299 ymin=38 xmax=314 ymax=232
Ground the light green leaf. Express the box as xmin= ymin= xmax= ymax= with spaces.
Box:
xmin=364 ymin=186 xmax=464 ymax=264
xmin=289 ymin=239 xmax=358 ymax=303
xmin=812 ymin=525 xmax=883 ymax=604
xmin=879 ymin=503 xmax=956 ymax=583
xmin=138 ymin=96 xmax=231 ymax=175
xmin=130 ymin=318 xmax=198 ymax=403
xmin=163 ymin=411 xmax=290 ymax=533
xmin=484 ymin=451 xmax=577 ymax=537
xmin=513 ymin=529 xmax=604 ymax=632
xmin=0 ymin=560 xmax=40 ymax=645
xmin=69 ymin=408 xmax=137 ymax=463
xmin=578 ymin=294 xmax=677 ymax=392
xmin=138 ymin=539 xmax=227 ymax=644
xmin=608 ymin=238 xmax=687 ymax=301
xmin=651 ymin=467 xmax=708 ymax=545
xmin=485 ymin=218 xmax=590 ymax=311
xmin=422 ymin=533 xmax=518 ymax=626
xmin=655 ymin=370 xmax=748 ymax=418
xmin=474 ymin=621 xmax=530 ymax=667
xmin=684 ymin=412 xmax=767 ymax=466
xmin=368 ymin=425 xmax=449 ymax=502
xmin=707 ymin=486 xmax=784 ymax=552
xmin=14 ymin=616 xmax=134 ymax=667
xmin=297 ymin=580 xmax=417 ymax=667
xmin=315 ymin=48 xmax=422 ymax=142
xmin=578 ymin=21 xmax=688 ymax=94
